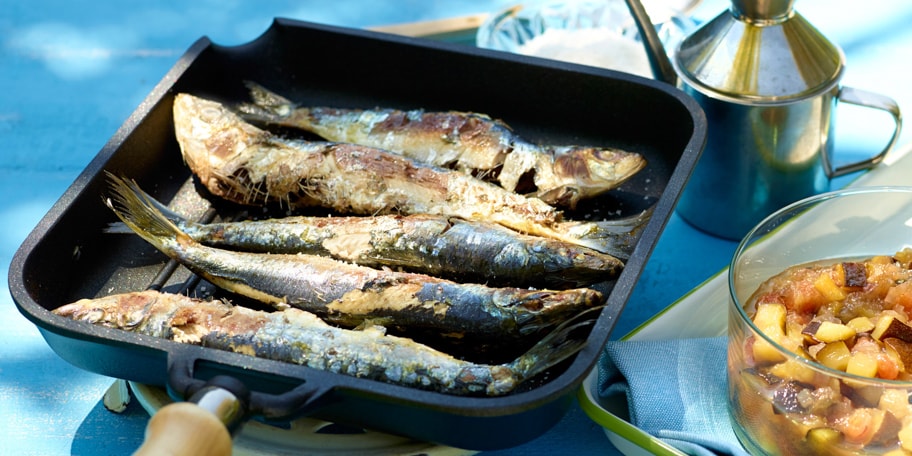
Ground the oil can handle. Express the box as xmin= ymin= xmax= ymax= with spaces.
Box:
xmin=828 ymin=86 xmax=903 ymax=177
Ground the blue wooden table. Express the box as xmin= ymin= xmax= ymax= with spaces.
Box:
xmin=3 ymin=0 xmax=912 ymax=454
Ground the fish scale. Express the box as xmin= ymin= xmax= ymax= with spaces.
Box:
xmin=103 ymin=173 xmax=604 ymax=343
xmin=174 ymin=92 xmax=649 ymax=257
xmin=53 ymin=290 xmax=597 ymax=396
xmin=239 ymin=81 xmax=646 ymax=209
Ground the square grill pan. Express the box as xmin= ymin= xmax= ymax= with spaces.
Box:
xmin=9 ymin=18 xmax=706 ymax=450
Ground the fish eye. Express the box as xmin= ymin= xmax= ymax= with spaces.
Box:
xmin=124 ymin=309 xmax=147 ymax=328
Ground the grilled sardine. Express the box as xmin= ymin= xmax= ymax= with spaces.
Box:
xmin=173 ymin=93 xmax=648 ymax=257
xmin=53 ymin=290 xmax=596 ymax=396
xmin=104 ymin=173 xmax=605 ymax=342
xmin=106 ymin=175 xmax=623 ymax=288
xmin=239 ymin=82 xmax=646 ymax=208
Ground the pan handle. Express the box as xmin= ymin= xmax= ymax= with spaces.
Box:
xmin=164 ymin=350 xmax=335 ymax=418
xmin=133 ymin=378 xmax=242 ymax=456
xmin=134 ymin=349 xmax=335 ymax=454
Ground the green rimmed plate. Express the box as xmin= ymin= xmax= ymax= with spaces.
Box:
xmin=578 ymin=141 xmax=912 ymax=455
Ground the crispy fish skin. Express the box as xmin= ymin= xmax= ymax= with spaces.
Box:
xmin=175 ymin=94 xmax=559 ymax=236
xmin=104 ymin=173 xmax=604 ymax=341
xmin=240 ymin=82 xmax=647 ymax=208
xmin=174 ymin=93 xmax=648 ymax=256
xmin=108 ymin=176 xmax=623 ymax=288
xmin=53 ymin=290 xmax=594 ymax=396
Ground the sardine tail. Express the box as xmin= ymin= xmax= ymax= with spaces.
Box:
xmin=556 ymin=206 xmax=654 ymax=259
xmin=237 ymin=81 xmax=294 ymax=121
xmin=103 ymin=180 xmax=188 ymax=235
xmin=103 ymin=172 xmax=191 ymax=250
xmin=507 ymin=307 xmax=601 ymax=381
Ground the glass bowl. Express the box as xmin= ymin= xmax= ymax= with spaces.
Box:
xmin=729 ymin=186 xmax=912 ymax=455
xmin=475 ymin=0 xmax=697 ymax=78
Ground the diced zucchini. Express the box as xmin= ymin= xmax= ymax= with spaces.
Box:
xmin=873 ymin=316 xmax=912 ymax=343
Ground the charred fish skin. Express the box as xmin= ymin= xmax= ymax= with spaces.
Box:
xmin=103 ymin=173 xmax=604 ymax=342
xmin=173 ymin=92 xmax=646 ymax=256
xmin=107 ymin=177 xmax=624 ymax=288
xmin=239 ymin=82 xmax=647 ymax=208
xmin=52 ymin=290 xmax=595 ymax=396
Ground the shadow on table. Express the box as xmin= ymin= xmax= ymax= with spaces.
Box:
xmin=71 ymin=394 xmax=147 ymax=455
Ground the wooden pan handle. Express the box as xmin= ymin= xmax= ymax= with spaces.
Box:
xmin=133 ymin=401 xmax=233 ymax=456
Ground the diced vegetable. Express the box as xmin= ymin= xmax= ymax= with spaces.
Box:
xmin=846 ymin=316 xmax=875 ymax=334
xmin=873 ymin=316 xmax=912 ymax=343
xmin=815 ymin=272 xmax=847 ymax=301
xmin=815 ymin=341 xmax=851 ymax=371
xmin=752 ymin=303 xmax=788 ymax=364
xmin=811 ymin=321 xmax=856 ymax=343
xmin=738 ymin=251 xmax=912 ymax=454
xmin=842 ymin=262 xmax=868 ymax=288
xmin=885 ymin=281 xmax=912 ymax=313
xmin=846 ymin=351 xmax=879 ymax=378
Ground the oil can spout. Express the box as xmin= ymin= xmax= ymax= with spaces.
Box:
xmin=623 ymin=0 xmax=678 ymax=85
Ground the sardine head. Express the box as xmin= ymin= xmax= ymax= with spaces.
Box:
xmin=53 ymin=299 xmax=107 ymax=324
xmin=53 ymin=291 xmax=158 ymax=329
xmin=173 ymin=93 xmax=265 ymax=196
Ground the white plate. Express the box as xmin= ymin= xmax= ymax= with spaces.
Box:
xmin=577 ymin=141 xmax=912 ymax=456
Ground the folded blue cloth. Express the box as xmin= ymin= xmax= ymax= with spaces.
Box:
xmin=598 ymin=336 xmax=750 ymax=456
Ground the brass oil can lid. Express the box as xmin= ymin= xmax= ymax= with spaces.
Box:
xmin=674 ymin=0 xmax=844 ymax=103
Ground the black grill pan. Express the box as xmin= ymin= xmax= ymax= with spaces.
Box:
xmin=9 ymin=18 xmax=706 ymax=450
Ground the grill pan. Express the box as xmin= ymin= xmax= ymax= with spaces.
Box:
xmin=9 ymin=18 xmax=706 ymax=451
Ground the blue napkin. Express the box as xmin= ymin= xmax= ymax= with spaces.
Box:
xmin=598 ymin=336 xmax=750 ymax=456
